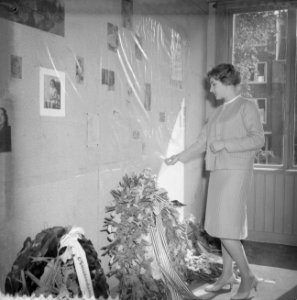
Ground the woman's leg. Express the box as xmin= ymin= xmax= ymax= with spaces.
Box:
xmin=221 ymin=239 xmax=257 ymax=297
xmin=205 ymin=241 xmax=237 ymax=291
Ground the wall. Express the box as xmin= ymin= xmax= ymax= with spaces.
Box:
xmin=0 ymin=0 xmax=208 ymax=291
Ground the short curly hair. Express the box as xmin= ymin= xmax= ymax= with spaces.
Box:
xmin=207 ymin=63 xmax=241 ymax=86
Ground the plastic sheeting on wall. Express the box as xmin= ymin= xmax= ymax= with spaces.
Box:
xmin=0 ymin=0 xmax=208 ymax=292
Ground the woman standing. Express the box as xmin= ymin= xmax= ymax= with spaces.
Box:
xmin=165 ymin=63 xmax=264 ymax=300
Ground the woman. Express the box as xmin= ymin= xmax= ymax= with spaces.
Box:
xmin=165 ymin=63 xmax=264 ymax=300
xmin=0 ymin=107 xmax=12 ymax=153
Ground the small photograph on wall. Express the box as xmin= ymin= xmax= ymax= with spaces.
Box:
xmin=75 ymin=56 xmax=84 ymax=84
xmin=10 ymin=55 xmax=22 ymax=79
xmin=0 ymin=107 xmax=12 ymax=153
xmin=159 ymin=112 xmax=166 ymax=122
xmin=0 ymin=0 xmax=65 ymax=36
xmin=135 ymin=35 xmax=143 ymax=60
xmin=107 ymin=22 xmax=119 ymax=52
xmin=102 ymin=68 xmax=115 ymax=91
xmin=144 ymin=83 xmax=151 ymax=111
xmin=122 ymin=0 xmax=133 ymax=30
xmin=40 ymin=67 xmax=65 ymax=117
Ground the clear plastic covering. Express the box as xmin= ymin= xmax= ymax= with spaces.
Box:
xmin=0 ymin=0 xmax=208 ymax=292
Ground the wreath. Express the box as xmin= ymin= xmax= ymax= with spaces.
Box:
xmin=5 ymin=226 xmax=109 ymax=299
xmin=101 ymin=169 xmax=221 ymax=300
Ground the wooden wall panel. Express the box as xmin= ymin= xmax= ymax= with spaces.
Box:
xmin=274 ymin=174 xmax=284 ymax=233
xmin=264 ymin=174 xmax=275 ymax=232
xmin=284 ymin=175 xmax=294 ymax=234
xmin=248 ymin=171 xmax=297 ymax=246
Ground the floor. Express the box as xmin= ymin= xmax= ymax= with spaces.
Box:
xmin=190 ymin=241 xmax=297 ymax=300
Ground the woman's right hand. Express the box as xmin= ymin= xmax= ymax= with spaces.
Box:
xmin=164 ymin=153 xmax=180 ymax=165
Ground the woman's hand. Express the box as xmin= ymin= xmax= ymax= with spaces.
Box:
xmin=209 ymin=141 xmax=225 ymax=153
xmin=164 ymin=153 xmax=180 ymax=165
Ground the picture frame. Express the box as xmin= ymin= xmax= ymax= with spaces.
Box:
xmin=256 ymin=98 xmax=267 ymax=124
xmin=40 ymin=67 xmax=65 ymax=117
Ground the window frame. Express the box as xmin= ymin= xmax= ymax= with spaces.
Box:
xmin=217 ymin=1 xmax=297 ymax=170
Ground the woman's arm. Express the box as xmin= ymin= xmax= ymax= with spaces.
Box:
xmin=165 ymin=124 xmax=207 ymax=165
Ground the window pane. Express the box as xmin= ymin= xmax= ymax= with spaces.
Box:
xmin=295 ymin=11 xmax=297 ymax=166
xmin=232 ymin=10 xmax=288 ymax=165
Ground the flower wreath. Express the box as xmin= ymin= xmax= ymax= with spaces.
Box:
xmin=5 ymin=226 xmax=109 ymax=299
xmin=101 ymin=169 xmax=220 ymax=300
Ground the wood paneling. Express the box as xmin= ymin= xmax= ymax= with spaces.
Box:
xmin=248 ymin=170 xmax=297 ymax=246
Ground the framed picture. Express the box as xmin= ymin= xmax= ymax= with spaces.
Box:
xmin=248 ymin=62 xmax=267 ymax=84
xmin=40 ymin=67 xmax=65 ymax=117
xmin=256 ymin=98 xmax=267 ymax=124
xmin=0 ymin=0 xmax=65 ymax=36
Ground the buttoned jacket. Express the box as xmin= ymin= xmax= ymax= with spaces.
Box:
xmin=193 ymin=96 xmax=265 ymax=170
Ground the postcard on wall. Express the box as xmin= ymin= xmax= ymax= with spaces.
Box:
xmin=135 ymin=35 xmax=143 ymax=60
xmin=102 ymin=68 xmax=115 ymax=91
xmin=144 ymin=83 xmax=151 ymax=111
xmin=10 ymin=55 xmax=22 ymax=79
xmin=107 ymin=23 xmax=119 ymax=52
xmin=170 ymin=31 xmax=183 ymax=88
xmin=87 ymin=113 xmax=100 ymax=148
xmin=75 ymin=56 xmax=84 ymax=84
xmin=0 ymin=0 xmax=65 ymax=36
xmin=0 ymin=106 xmax=12 ymax=153
xmin=40 ymin=67 xmax=65 ymax=117
xmin=122 ymin=0 xmax=133 ymax=30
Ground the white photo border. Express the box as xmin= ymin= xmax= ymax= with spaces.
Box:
xmin=40 ymin=67 xmax=65 ymax=117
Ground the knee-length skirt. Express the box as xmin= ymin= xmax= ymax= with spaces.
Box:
xmin=204 ymin=169 xmax=253 ymax=240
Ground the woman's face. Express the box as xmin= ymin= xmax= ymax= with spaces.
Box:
xmin=209 ymin=78 xmax=227 ymax=100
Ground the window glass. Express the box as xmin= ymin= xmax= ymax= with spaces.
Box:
xmin=295 ymin=11 xmax=297 ymax=166
xmin=232 ymin=10 xmax=288 ymax=165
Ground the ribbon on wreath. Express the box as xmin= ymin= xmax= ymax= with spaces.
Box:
xmin=59 ymin=227 xmax=94 ymax=298
xmin=149 ymin=198 xmax=200 ymax=300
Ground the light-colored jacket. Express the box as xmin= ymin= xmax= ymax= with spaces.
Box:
xmin=193 ymin=96 xmax=265 ymax=170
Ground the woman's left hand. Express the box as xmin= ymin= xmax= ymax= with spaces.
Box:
xmin=210 ymin=141 xmax=225 ymax=153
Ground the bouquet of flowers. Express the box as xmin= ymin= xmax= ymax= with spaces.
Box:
xmin=5 ymin=226 xmax=109 ymax=299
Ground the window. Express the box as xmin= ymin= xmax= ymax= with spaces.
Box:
xmin=232 ymin=9 xmax=290 ymax=167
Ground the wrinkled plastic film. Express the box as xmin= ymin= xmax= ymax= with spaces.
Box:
xmin=0 ymin=1 xmax=207 ymax=292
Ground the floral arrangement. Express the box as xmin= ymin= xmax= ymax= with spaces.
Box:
xmin=5 ymin=226 xmax=109 ymax=299
xmin=101 ymin=169 xmax=221 ymax=300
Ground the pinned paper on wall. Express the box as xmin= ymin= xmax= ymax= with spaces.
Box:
xmin=122 ymin=0 xmax=133 ymax=30
xmin=144 ymin=83 xmax=151 ymax=111
xmin=102 ymin=68 xmax=115 ymax=90
xmin=40 ymin=67 xmax=65 ymax=117
xmin=75 ymin=56 xmax=84 ymax=84
xmin=107 ymin=23 xmax=119 ymax=52
xmin=170 ymin=31 xmax=183 ymax=88
xmin=87 ymin=113 xmax=100 ymax=148
xmin=10 ymin=55 xmax=22 ymax=79
xmin=135 ymin=35 xmax=143 ymax=60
